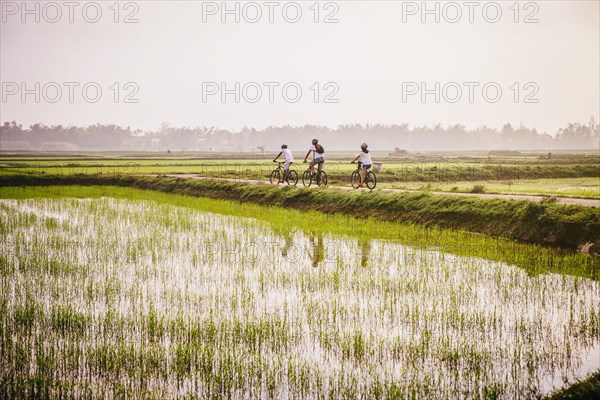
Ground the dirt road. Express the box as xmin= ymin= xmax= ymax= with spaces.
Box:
xmin=159 ymin=174 xmax=600 ymax=208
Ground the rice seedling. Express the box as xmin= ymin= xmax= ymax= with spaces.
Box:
xmin=0 ymin=190 xmax=599 ymax=398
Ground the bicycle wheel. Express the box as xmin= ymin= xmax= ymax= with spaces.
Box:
xmin=302 ymin=170 xmax=313 ymax=187
xmin=366 ymin=171 xmax=377 ymax=189
xmin=287 ymin=170 xmax=298 ymax=186
xmin=270 ymin=170 xmax=280 ymax=184
xmin=351 ymin=170 xmax=361 ymax=189
xmin=317 ymin=171 xmax=328 ymax=187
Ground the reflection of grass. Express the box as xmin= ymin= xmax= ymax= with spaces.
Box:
xmin=1 ymin=191 xmax=599 ymax=398
xmin=2 ymin=183 xmax=599 ymax=281
xmin=545 ymin=370 xmax=600 ymax=400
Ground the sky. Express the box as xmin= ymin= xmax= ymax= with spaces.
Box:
xmin=1 ymin=0 xmax=599 ymax=134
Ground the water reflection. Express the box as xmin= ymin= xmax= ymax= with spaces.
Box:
xmin=281 ymin=232 xmax=294 ymax=258
xmin=359 ymin=239 xmax=372 ymax=268
xmin=311 ymin=233 xmax=324 ymax=268
xmin=2 ymin=197 xmax=599 ymax=399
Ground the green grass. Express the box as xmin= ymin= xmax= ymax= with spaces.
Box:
xmin=2 ymin=155 xmax=598 ymax=198
xmin=3 ymin=173 xmax=600 ymax=244
xmin=384 ymin=178 xmax=600 ymax=199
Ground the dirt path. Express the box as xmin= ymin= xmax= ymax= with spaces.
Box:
xmin=159 ymin=174 xmax=600 ymax=208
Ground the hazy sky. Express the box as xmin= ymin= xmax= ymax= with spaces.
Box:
xmin=1 ymin=0 xmax=598 ymax=133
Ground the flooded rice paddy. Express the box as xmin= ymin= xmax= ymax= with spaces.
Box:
xmin=1 ymin=196 xmax=599 ymax=399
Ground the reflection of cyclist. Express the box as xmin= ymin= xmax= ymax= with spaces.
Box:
xmin=303 ymin=139 xmax=325 ymax=179
xmin=359 ymin=240 xmax=372 ymax=268
xmin=273 ymin=144 xmax=294 ymax=184
xmin=281 ymin=232 xmax=294 ymax=257
xmin=351 ymin=143 xmax=372 ymax=188
xmin=311 ymin=234 xmax=324 ymax=268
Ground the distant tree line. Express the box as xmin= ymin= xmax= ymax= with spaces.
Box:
xmin=1 ymin=118 xmax=598 ymax=152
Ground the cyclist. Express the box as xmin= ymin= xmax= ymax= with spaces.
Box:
xmin=303 ymin=139 xmax=325 ymax=182
xmin=273 ymin=144 xmax=294 ymax=184
xmin=351 ymin=143 xmax=372 ymax=188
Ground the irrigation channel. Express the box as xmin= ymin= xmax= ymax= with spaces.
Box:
xmin=1 ymin=195 xmax=599 ymax=398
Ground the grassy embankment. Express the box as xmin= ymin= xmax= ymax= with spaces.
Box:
xmin=2 ymin=155 xmax=598 ymax=198
xmin=384 ymin=178 xmax=600 ymax=199
xmin=2 ymin=174 xmax=598 ymax=244
xmin=2 ymin=173 xmax=600 ymax=263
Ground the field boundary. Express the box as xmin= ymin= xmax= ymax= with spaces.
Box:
xmin=2 ymin=174 xmax=600 ymax=253
xmin=159 ymin=174 xmax=600 ymax=208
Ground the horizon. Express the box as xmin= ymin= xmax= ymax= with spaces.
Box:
xmin=3 ymin=116 xmax=597 ymax=152
xmin=1 ymin=1 xmax=598 ymax=133
xmin=3 ymin=116 xmax=598 ymax=136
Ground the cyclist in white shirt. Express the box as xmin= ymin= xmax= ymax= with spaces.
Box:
xmin=351 ymin=143 xmax=372 ymax=188
xmin=303 ymin=138 xmax=325 ymax=178
xmin=273 ymin=144 xmax=294 ymax=184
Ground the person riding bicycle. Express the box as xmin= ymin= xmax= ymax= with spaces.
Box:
xmin=273 ymin=144 xmax=294 ymax=184
xmin=303 ymin=139 xmax=325 ymax=182
xmin=351 ymin=143 xmax=372 ymax=188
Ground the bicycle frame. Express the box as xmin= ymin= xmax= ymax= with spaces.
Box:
xmin=351 ymin=161 xmax=377 ymax=189
xmin=271 ymin=162 xmax=298 ymax=185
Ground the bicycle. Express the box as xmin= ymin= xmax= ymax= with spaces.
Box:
xmin=302 ymin=167 xmax=328 ymax=187
xmin=270 ymin=161 xmax=298 ymax=185
xmin=351 ymin=161 xmax=377 ymax=189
